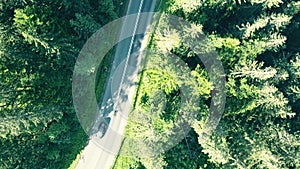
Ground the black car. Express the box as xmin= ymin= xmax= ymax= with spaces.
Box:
xmin=97 ymin=117 xmax=111 ymax=138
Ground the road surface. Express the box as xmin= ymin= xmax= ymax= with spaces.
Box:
xmin=75 ymin=0 xmax=157 ymax=168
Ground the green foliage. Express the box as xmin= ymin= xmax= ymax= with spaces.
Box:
xmin=114 ymin=156 xmax=146 ymax=169
xmin=0 ymin=0 xmax=120 ymax=168
xmin=287 ymin=54 xmax=300 ymax=102
xmin=191 ymin=65 xmax=212 ymax=97
xmin=122 ymin=51 xmax=201 ymax=159
xmin=140 ymin=155 xmax=167 ymax=169
xmin=70 ymin=13 xmax=100 ymax=39
xmin=166 ymin=0 xmax=200 ymax=13
xmin=250 ymin=0 xmax=283 ymax=9
xmin=119 ymin=0 xmax=300 ymax=168
xmin=164 ymin=129 xmax=217 ymax=169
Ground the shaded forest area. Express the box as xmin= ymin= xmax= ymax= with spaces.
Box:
xmin=0 ymin=0 xmax=123 ymax=168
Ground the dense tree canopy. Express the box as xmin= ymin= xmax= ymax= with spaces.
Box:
xmin=1 ymin=0 xmax=300 ymax=168
xmin=0 ymin=0 xmax=121 ymax=168
xmin=115 ymin=0 xmax=300 ymax=168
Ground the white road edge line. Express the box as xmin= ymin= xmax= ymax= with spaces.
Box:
xmin=113 ymin=0 xmax=145 ymax=112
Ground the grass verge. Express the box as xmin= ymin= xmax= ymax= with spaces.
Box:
xmin=95 ymin=50 xmax=114 ymax=103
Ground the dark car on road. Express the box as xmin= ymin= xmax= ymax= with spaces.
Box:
xmin=97 ymin=117 xmax=111 ymax=138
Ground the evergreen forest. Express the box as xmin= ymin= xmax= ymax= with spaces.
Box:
xmin=1 ymin=0 xmax=300 ymax=169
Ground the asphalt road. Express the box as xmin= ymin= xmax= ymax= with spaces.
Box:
xmin=75 ymin=0 xmax=157 ymax=169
